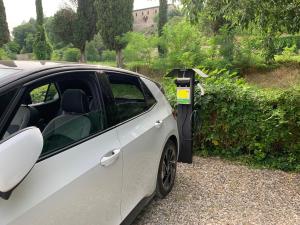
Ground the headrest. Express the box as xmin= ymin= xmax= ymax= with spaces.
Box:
xmin=22 ymin=94 xmax=32 ymax=105
xmin=61 ymin=89 xmax=89 ymax=114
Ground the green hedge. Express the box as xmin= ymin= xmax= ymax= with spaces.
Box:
xmin=101 ymin=50 xmax=116 ymax=61
xmin=164 ymin=69 xmax=300 ymax=171
xmin=51 ymin=47 xmax=81 ymax=62
xmin=0 ymin=48 xmax=9 ymax=60
xmin=63 ymin=48 xmax=80 ymax=62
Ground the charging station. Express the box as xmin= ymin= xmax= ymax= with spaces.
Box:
xmin=167 ymin=69 xmax=207 ymax=164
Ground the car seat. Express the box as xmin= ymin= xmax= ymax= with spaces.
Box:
xmin=42 ymin=89 xmax=92 ymax=153
xmin=4 ymin=94 xmax=39 ymax=138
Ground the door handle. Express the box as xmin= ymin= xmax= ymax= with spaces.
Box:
xmin=100 ymin=149 xmax=121 ymax=167
xmin=154 ymin=120 xmax=163 ymax=129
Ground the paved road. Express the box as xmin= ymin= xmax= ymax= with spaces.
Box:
xmin=133 ymin=157 xmax=300 ymax=225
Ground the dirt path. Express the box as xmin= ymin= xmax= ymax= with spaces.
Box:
xmin=133 ymin=157 xmax=300 ymax=225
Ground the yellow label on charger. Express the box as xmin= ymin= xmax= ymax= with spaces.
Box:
xmin=177 ymin=87 xmax=191 ymax=104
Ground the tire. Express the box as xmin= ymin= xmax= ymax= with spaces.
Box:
xmin=156 ymin=139 xmax=177 ymax=199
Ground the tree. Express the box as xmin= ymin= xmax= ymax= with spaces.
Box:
xmin=0 ymin=0 xmax=10 ymax=47
xmin=182 ymin=0 xmax=300 ymax=63
xmin=74 ymin=0 xmax=97 ymax=62
xmin=181 ymin=0 xmax=204 ymax=24
xmin=182 ymin=0 xmax=236 ymax=62
xmin=52 ymin=1 xmax=97 ymax=62
xmin=35 ymin=0 xmax=43 ymax=25
xmin=45 ymin=17 xmax=67 ymax=49
xmin=12 ymin=19 xmax=36 ymax=53
xmin=24 ymin=33 xmax=35 ymax=53
xmin=158 ymin=0 xmax=168 ymax=55
xmin=52 ymin=8 xmax=77 ymax=46
xmin=33 ymin=0 xmax=52 ymax=60
xmin=96 ymin=0 xmax=134 ymax=68
xmin=227 ymin=0 xmax=300 ymax=63
xmin=161 ymin=19 xmax=204 ymax=68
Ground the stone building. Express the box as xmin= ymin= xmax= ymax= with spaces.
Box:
xmin=133 ymin=4 xmax=175 ymax=32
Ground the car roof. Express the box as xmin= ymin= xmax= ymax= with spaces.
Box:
xmin=0 ymin=60 xmax=146 ymax=89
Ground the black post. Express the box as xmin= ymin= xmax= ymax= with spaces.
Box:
xmin=171 ymin=69 xmax=196 ymax=164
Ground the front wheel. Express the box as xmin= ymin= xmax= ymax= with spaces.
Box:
xmin=156 ymin=139 xmax=177 ymax=198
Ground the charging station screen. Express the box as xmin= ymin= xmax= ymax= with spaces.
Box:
xmin=177 ymin=87 xmax=191 ymax=105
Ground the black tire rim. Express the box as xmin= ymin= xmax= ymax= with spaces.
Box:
xmin=161 ymin=146 xmax=176 ymax=191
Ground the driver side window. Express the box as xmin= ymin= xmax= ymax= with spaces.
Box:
xmin=3 ymin=72 xmax=107 ymax=157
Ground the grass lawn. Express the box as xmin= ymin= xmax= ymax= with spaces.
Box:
xmin=244 ymin=64 xmax=300 ymax=89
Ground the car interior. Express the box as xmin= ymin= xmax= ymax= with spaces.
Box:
xmin=4 ymin=72 xmax=105 ymax=155
xmin=108 ymin=74 xmax=149 ymax=122
xmin=4 ymin=94 xmax=39 ymax=138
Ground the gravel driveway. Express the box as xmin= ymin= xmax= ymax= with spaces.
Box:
xmin=133 ymin=157 xmax=300 ymax=225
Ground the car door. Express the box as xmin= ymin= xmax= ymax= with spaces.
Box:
xmin=103 ymin=72 xmax=167 ymax=219
xmin=0 ymin=71 xmax=123 ymax=225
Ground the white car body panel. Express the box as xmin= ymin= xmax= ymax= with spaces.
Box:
xmin=118 ymin=107 xmax=164 ymax=219
xmin=0 ymin=129 xmax=122 ymax=225
xmin=118 ymin=78 xmax=178 ymax=219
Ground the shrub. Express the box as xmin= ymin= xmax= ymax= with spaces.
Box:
xmin=234 ymin=36 xmax=264 ymax=70
xmin=123 ymin=32 xmax=158 ymax=65
xmin=33 ymin=25 xmax=53 ymax=60
xmin=2 ymin=42 xmax=19 ymax=60
xmin=275 ymin=35 xmax=300 ymax=53
xmin=164 ymin=68 xmax=300 ymax=171
xmin=0 ymin=48 xmax=9 ymax=60
xmin=101 ymin=50 xmax=116 ymax=61
xmin=160 ymin=19 xmax=205 ymax=69
xmin=86 ymin=45 xmax=100 ymax=62
xmin=84 ymin=33 xmax=104 ymax=62
xmin=5 ymin=41 xmax=21 ymax=54
xmin=51 ymin=49 xmax=64 ymax=61
xmin=282 ymin=45 xmax=297 ymax=57
xmin=62 ymin=48 xmax=80 ymax=62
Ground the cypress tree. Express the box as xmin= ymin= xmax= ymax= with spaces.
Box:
xmin=74 ymin=0 xmax=97 ymax=62
xmin=0 ymin=0 xmax=10 ymax=47
xmin=33 ymin=0 xmax=52 ymax=60
xmin=96 ymin=0 xmax=134 ymax=68
xmin=35 ymin=0 xmax=44 ymax=26
xmin=158 ymin=0 xmax=168 ymax=56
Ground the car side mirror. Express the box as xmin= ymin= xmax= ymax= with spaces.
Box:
xmin=0 ymin=127 xmax=43 ymax=200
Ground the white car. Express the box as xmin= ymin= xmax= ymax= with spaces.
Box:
xmin=0 ymin=61 xmax=179 ymax=225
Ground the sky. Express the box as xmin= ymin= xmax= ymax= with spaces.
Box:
xmin=3 ymin=0 xmax=166 ymax=31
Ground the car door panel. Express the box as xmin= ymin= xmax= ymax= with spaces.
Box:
xmin=118 ymin=104 xmax=169 ymax=220
xmin=117 ymin=111 xmax=160 ymax=219
xmin=118 ymin=77 xmax=179 ymax=219
xmin=0 ymin=121 xmax=122 ymax=225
